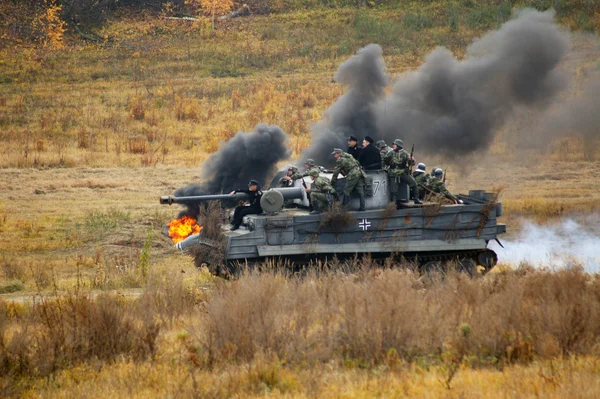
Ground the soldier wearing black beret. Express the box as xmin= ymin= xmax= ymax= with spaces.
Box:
xmin=229 ymin=180 xmax=263 ymax=231
xmin=347 ymin=135 xmax=362 ymax=160
xmin=358 ymin=135 xmax=382 ymax=170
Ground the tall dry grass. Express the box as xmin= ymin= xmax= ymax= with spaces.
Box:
xmin=2 ymin=262 xmax=600 ymax=396
xmin=195 ymin=266 xmax=600 ymax=367
xmin=0 ymin=293 xmax=160 ymax=383
xmin=0 ymin=268 xmax=201 ymax=392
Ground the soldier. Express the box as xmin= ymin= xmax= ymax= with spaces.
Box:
xmin=290 ymin=158 xmax=322 ymax=181
xmin=305 ymin=169 xmax=337 ymax=214
xmin=331 ymin=148 xmax=366 ymax=211
xmin=347 ymin=135 xmax=362 ymax=160
xmin=428 ymin=169 xmax=460 ymax=204
xmin=413 ymin=163 xmax=432 ymax=200
xmin=376 ymin=140 xmax=392 ymax=159
xmin=228 ymin=180 xmax=263 ymax=230
xmin=278 ymin=166 xmax=299 ymax=187
xmin=383 ymin=139 xmax=422 ymax=206
xmin=358 ymin=135 xmax=382 ymax=170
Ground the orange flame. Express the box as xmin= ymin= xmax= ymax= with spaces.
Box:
xmin=167 ymin=215 xmax=202 ymax=243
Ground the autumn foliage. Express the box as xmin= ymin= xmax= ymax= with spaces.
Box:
xmin=35 ymin=0 xmax=66 ymax=49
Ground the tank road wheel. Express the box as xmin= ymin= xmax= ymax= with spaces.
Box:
xmin=421 ymin=261 xmax=445 ymax=279
xmin=477 ymin=250 xmax=498 ymax=273
xmin=225 ymin=260 xmax=244 ymax=279
xmin=457 ymin=258 xmax=478 ymax=277
xmin=194 ymin=260 xmax=231 ymax=279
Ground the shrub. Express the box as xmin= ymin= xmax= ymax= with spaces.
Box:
xmin=196 ymin=265 xmax=600 ymax=366
xmin=127 ymin=135 xmax=148 ymax=154
xmin=0 ymin=292 xmax=160 ymax=381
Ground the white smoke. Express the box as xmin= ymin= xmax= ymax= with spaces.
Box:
xmin=489 ymin=219 xmax=600 ymax=273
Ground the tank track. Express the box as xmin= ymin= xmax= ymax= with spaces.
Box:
xmin=212 ymin=248 xmax=498 ymax=279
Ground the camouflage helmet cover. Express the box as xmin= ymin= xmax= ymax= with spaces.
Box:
xmin=375 ymin=140 xmax=386 ymax=148
xmin=308 ymin=169 xmax=320 ymax=177
xmin=331 ymin=148 xmax=344 ymax=155
xmin=305 ymin=158 xmax=316 ymax=166
xmin=393 ymin=139 xmax=404 ymax=147
xmin=288 ymin=165 xmax=299 ymax=173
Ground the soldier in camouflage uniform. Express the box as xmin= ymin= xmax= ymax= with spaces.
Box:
xmin=290 ymin=158 xmax=322 ymax=181
xmin=427 ymin=168 xmax=459 ymax=204
xmin=305 ymin=169 xmax=337 ymax=214
xmin=412 ymin=163 xmax=432 ymax=200
xmin=376 ymin=140 xmax=392 ymax=160
xmin=278 ymin=166 xmax=299 ymax=187
xmin=383 ymin=139 xmax=422 ymax=206
xmin=330 ymin=148 xmax=366 ymax=211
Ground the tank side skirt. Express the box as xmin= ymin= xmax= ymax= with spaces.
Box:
xmin=253 ymin=239 xmax=488 ymax=257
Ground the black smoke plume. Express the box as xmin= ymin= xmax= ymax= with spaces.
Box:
xmin=378 ymin=9 xmax=568 ymax=159
xmin=300 ymin=44 xmax=388 ymax=165
xmin=302 ymin=9 xmax=571 ymax=165
xmin=174 ymin=123 xmax=291 ymax=216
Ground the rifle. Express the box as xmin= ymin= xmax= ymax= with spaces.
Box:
xmin=418 ymin=183 xmax=458 ymax=205
xmin=301 ymin=177 xmax=313 ymax=211
xmin=408 ymin=144 xmax=415 ymax=174
xmin=443 ymin=168 xmax=447 ymax=184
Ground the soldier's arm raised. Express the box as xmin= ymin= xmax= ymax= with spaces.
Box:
xmin=331 ymin=165 xmax=340 ymax=184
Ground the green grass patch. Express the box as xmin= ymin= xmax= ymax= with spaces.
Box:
xmin=353 ymin=13 xmax=403 ymax=47
xmin=403 ymin=12 xmax=435 ymax=30
xmin=465 ymin=1 xmax=512 ymax=29
xmin=0 ymin=280 xmax=25 ymax=294
xmin=85 ymin=209 xmax=131 ymax=233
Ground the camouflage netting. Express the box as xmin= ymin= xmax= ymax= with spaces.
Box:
xmin=190 ymin=201 xmax=227 ymax=273
xmin=319 ymin=203 xmax=356 ymax=239
xmin=380 ymin=202 xmax=397 ymax=220
xmin=476 ymin=189 xmax=502 ymax=237
xmin=421 ymin=201 xmax=444 ymax=228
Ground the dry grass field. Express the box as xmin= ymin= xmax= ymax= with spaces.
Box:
xmin=1 ymin=1 xmax=599 ymax=397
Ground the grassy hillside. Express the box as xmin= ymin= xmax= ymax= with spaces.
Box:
xmin=1 ymin=3 xmax=599 ymax=397
xmin=0 ymin=1 xmax=598 ymax=169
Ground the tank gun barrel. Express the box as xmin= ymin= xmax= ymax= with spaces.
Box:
xmin=160 ymin=187 xmax=304 ymax=205
xmin=160 ymin=193 xmax=247 ymax=205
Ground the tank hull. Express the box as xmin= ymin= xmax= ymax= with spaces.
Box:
xmin=220 ymin=199 xmax=504 ymax=272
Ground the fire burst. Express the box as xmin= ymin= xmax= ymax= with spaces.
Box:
xmin=167 ymin=216 xmax=202 ymax=243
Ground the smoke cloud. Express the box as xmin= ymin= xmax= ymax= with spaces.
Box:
xmin=175 ymin=9 xmax=597 ymax=202
xmin=174 ymin=123 xmax=291 ymax=215
xmin=300 ymin=44 xmax=388 ymax=164
xmin=536 ymin=75 xmax=600 ymax=147
xmin=302 ymin=9 xmax=572 ymax=166
xmin=379 ymin=9 xmax=568 ymax=158
xmin=489 ymin=218 xmax=600 ymax=273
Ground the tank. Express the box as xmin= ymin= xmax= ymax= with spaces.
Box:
xmin=160 ymin=171 xmax=506 ymax=276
